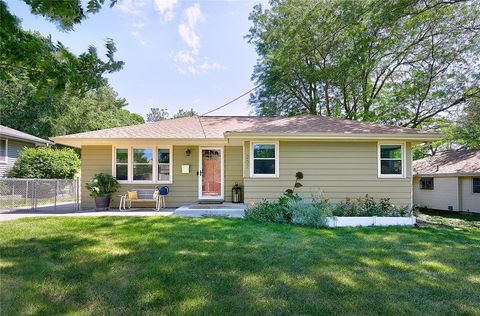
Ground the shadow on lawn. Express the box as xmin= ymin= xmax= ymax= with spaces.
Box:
xmin=1 ymin=217 xmax=480 ymax=315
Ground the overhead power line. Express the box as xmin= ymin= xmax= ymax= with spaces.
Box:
xmin=200 ymin=84 xmax=262 ymax=116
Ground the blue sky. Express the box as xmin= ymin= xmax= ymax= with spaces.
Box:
xmin=7 ymin=0 xmax=266 ymax=118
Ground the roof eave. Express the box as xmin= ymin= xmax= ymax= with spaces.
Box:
xmin=51 ymin=137 xmax=228 ymax=148
xmin=414 ymin=172 xmax=480 ymax=177
xmin=224 ymin=132 xmax=443 ymax=142
xmin=4 ymin=135 xmax=52 ymax=146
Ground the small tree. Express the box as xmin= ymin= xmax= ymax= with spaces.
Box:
xmin=8 ymin=147 xmax=80 ymax=179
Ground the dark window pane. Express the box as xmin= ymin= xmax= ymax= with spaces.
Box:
xmin=133 ymin=149 xmax=153 ymax=163
xmin=0 ymin=139 xmax=6 ymax=161
xmin=474 ymin=178 xmax=480 ymax=193
xmin=420 ymin=177 xmax=434 ymax=190
xmin=381 ymin=145 xmax=402 ymax=159
xmin=254 ymin=159 xmax=275 ymax=175
xmin=158 ymin=164 xmax=170 ymax=181
xmin=253 ymin=144 xmax=275 ymax=158
xmin=133 ymin=165 xmax=152 ymax=180
xmin=116 ymin=149 xmax=128 ymax=163
xmin=158 ymin=149 xmax=170 ymax=163
xmin=115 ymin=165 xmax=128 ymax=181
xmin=380 ymin=160 xmax=402 ymax=175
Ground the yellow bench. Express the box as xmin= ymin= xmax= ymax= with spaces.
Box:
xmin=118 ymin=189 xmax=165 ymax=211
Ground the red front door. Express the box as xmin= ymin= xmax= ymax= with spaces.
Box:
xmin=199 ymin=148 xmax=223 ymax=200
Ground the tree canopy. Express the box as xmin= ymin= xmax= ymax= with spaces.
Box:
xmin=0 ymin=0 xmax=123 ymax=94
xmin=146 ymin=108 xmax=198 ymax=122
xmin=9 ymin=147 xmax=81 ymax=179
xmin=0 ymin=0 xmax=144 ymax=138
xmin=247 ymin=0 xmax=480 ymax=129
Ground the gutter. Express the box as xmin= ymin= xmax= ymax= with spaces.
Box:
xmin=3 ymin=135 xmax=52 ymax=146
xmin=224 ymin=132 xmax=443 ymax=142
xmin=413 ymin=172 xmax=480 ymax=177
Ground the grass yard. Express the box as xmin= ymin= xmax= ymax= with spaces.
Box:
xmin=1 ymin=217 xmax=479 ymax=315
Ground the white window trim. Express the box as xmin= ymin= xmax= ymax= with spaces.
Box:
xmin=156 ymin=147 xmax=173 ymax=184
xmin=0 ymin=138 xmax=7 ymax=164
xmin=113 ymin=147 xmax=129 ymax=183
xmin=377 ymin=142 xmax=406 ymax=179
xmin=250 ymin=141 xmax=280 ymax=178
xmin=112 ymin=145 xmax=173 ymax=184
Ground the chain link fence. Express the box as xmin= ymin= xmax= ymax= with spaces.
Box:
xmin=0 ymin=178 xmax=80 ymax=213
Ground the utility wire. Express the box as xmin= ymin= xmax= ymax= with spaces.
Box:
xmin=200 ymin=1 xmax=379 ymax=117
xmin=200 ymin=84 xmax=262 ymax=116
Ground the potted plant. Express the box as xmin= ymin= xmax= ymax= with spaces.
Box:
xmin=85 ymin=173 xmax=119 ymax=211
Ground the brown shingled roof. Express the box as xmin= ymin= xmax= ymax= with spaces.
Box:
xmin=413 ymin=150 xmax=480 ymax=176
xmin=53 ymin=115 xmax=438 ymax=140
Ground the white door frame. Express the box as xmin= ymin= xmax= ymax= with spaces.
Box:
xmin=198 ymin=146 xmax=224 ymax=200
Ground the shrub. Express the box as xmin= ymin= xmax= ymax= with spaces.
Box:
xmin=332 ymin=195 xmax=409 ymax=217
xmin=246 ymin=193 xmax=410 ymax=228
xmin=244 ymin=200 xmax=284 ymax=223
xmin=85 ymin=173 xmax=119 ymax=198
xmin=289 ymin=200 xmax=331 ymax=228
xmin=8 ymin=147 xmax=80 ymax=179
xmin=245 ymin=192 xmax=301 ymax=223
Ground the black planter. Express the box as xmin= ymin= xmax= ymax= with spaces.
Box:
xmin=94 ymin=196 xmax=111 ymax=211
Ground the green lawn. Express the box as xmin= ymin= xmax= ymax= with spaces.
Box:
xmin=1 ymin=217 xmax=479 ymax=315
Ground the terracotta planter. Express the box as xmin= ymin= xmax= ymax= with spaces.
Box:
xmin=94 ymin=196 xmax=111 ymax=211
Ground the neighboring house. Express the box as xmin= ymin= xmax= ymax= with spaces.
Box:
xmin=413 ymin=150 xmax=480 ymax=213
xmin=51 ymin=115 xmax=440 ymax=210
xmin=0 ymin=125 xmax=52 ymax=178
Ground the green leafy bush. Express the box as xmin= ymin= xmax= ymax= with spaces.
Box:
xmin=246 ymin=194 xmax=410 ymax=228
xmin=85 ymin=173 xmax=119 ymax=198
xmin=332 ymin=195 xmax=409 ymax=217
xmin=244 ymin=200 xmax=284 ymax=223
xmin=8 ymin=147 xmax=80 ymax=179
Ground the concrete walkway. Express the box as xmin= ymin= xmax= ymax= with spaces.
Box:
xmin=0 ymin=209 xmax=175 ymax=221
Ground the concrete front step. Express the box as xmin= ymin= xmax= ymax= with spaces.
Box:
xmin=175 ymin=204 xmax=246 ymax=218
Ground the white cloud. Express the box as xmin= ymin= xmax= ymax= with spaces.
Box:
xmin=199 ymin=61 xmax=226 ymax=71
xmin=116 ymin=0 xmax=148 ymax=16
xmin=154 ymin=0 xmax=178 ymax=23
xmin=175 ymin=58 xmax=227 ymax=75
xmin=173 ymin=4 xmax=225 ymax=75
xmin=130 ymin=31 xmax=148 ymax=47
xmin=131 ymin=20 xmax=145 ymax=29
xmin=178 ymin=3 xmax=205 ymax=53
xmin=174 ymin=50 xmax=196 ymax=64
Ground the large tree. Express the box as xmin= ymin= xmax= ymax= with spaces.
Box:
xmin=247 ymin=0 xmax=480 ymax=128
xmin=0 ymin=0 xmax=122 ymax=94
xmin=0 ymin=0 xmax=145 ymax=138
xmin=449 ymin=97 xmax=480 ymax=149
xmin=0 ymin=80 xmax=144 ymax=138
xmin=146 ymin=108 xmax=197 ymax=122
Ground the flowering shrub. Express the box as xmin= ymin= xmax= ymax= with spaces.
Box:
xmin=85 ymin=173 xmax=119 ymax=198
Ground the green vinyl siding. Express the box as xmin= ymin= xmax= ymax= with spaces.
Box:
xmin=243 ymin=141 xmax=412 ymax=206
xmin=80 ymin=145 xmax=244 ymax=209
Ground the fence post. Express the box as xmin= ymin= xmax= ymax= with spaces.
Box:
xmin=76 ymin=177 xmax=80 ymax=212
xmin=11 ymin=182 xmax=15 ymax=209
xmin=54 ymin=180 xmax=58 ymax=210
xmin=33 ymin=180 xmax=37 ymax=211
xmin=25 ymin=180 xmax=29 ymax=206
